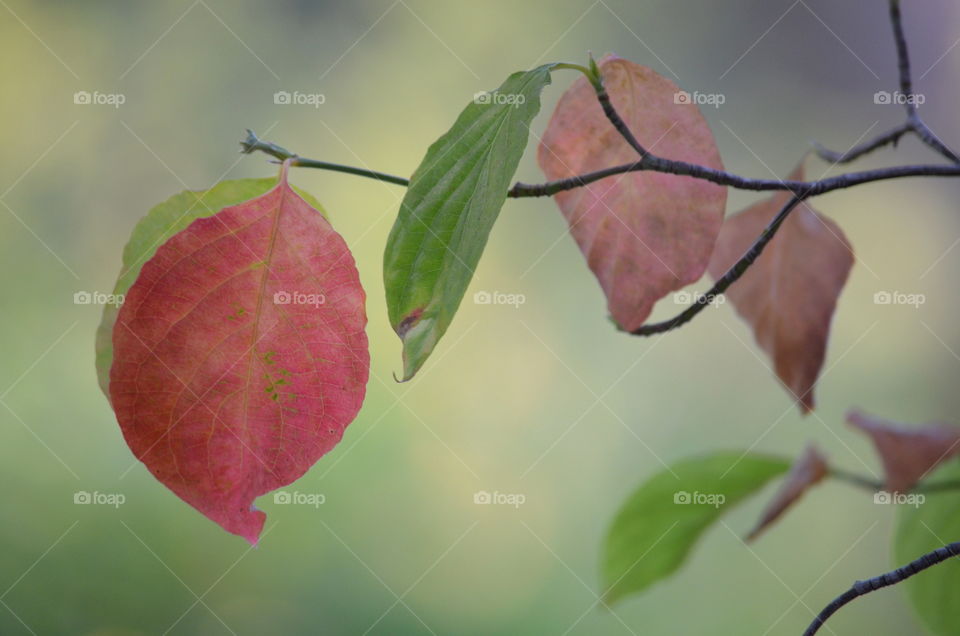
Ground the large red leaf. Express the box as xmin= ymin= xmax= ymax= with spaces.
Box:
xmin=538 ymin=54 xmax=727 ymax=331
xmin=707 ymin=165 xmax=853 ymax=412
xmin=110 ymin=162 xmax=369 ymax=543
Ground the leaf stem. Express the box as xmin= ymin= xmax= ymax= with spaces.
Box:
xmin=827 ymin=467 xmax=960 ymax=494
xmin=827 ymin=468 xmax=883 ymax=491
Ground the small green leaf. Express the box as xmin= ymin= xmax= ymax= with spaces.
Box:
xmin=383 ymin=64 xmax=558 ymax=380
xmin=94 ymin=177 xmax=325 ymax=399
xmin=602 ymin=452 xmax=789 ymax=605
xmin=894 ymin=459 xmax=960 ymax=635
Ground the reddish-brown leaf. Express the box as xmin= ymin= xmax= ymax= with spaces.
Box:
xmin=538 ymin=55 xmax=727 ymax=331
xmin=707 ymin=165 xmax=853 ymax=412
xmin=848 ymin=409 xmax=960 ymax=492
xmin=746 ymin=444 xmax=829 ymax=542
xmin=110 ymin=162 xmax=369 ymax=543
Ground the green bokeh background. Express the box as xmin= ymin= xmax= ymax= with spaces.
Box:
xmin=2 ymin=1 xmax=959 ymax=634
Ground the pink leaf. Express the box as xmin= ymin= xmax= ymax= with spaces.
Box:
xmin=707 ymin=165 xmax=853 ymax=412
xmin=110 ymin=162 xmax=369 ymax=543
xmin=538 ymin=54 xmax=727 ymax=331
xmin=747 ymin=444 xmax=829 ymax=542
xmin=848 ymin=409 xmax=960 ymax=493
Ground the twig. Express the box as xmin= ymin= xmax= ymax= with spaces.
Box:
xmin=909 ymin=118 xmax=960 ymax=164
xmin=629 ymin=195 xmax=804 ymax=335
xmin=813 ymin=0 xmax=959 ymax=167
xmin=812 ymin=124 xmax=911 ymax=164
xmin=889 ymin=0 xmax=915 ymax=116
xmin=889 ymin=0 xmax=959 ymax=163
xmin=240 ymin=130 xmax=410 ymax=187
xmin=594 ymin=83 xmax=648 ymax=158
xmin=803 ymin=541 xmax=960 ymax=636
xmin=245 ymin=129 xmax=960 ymax=199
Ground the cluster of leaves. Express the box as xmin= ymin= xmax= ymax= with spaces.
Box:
xmin=97 ymin=51 xmax=959 ymax=632
xmin=603 ymin=411 xmax=960 ymax=622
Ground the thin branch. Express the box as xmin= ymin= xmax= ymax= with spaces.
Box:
xmin=246 ymin=129 xmax=960 ymax=199
xmin=812 ymin=123 xmax=911 ymax=164
xmin=240 ymin=130 xmax=410 ymax=187
xmin=629 ymin=195 xmax=804 ymax=336
xmin=887 ymin=0 xmax=960 ymax=162
xmin=889 ymin=0 xmax=915 ymax=117
xmin=594 ymin=83 xmax=648 ymax=158
xmin=909 ymin=117 xmax=960 ymax=163
xmin=804 ymin=541 xmax=960 ymax=636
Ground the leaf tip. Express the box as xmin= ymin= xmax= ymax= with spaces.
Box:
xmin=394 ymin=308 xmax=440 ymax=382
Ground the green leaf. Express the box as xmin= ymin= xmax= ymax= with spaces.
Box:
xmin=602 ymin=452 xmax=789 ymax=605
xmin=95 ymin=177 xmax=325 ymax=399
xmin=383 ymin=64 xmax=558 ymax=380
xmin=894 ymin=459 xmax=960 ymax=635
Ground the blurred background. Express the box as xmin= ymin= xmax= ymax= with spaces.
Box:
xmin=2 ymin=0 xmax=959 ymax=633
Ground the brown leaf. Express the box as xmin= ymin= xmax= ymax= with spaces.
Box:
xmin=746 ymin=444 xmax=829 ymax=542
xmin=848 ymin=409 xmax=960 ymax=492
xmin=538 ymin=55 xmax=727 ymax=331
xmin=706 ymin=164 xmax=853 ymax=412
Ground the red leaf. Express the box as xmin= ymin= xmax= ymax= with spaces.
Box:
xmin=707 ymin=165 xmax=853 ymax=412
xmin=110 ymin=162 xmax=369 ymax=543
xmin=848 ymin=409 xmax=960 ymax=493
xmin=746 ymin=444 xmax=829 ymax=542
xmin=538 ymin=55 xmax=726 ymax=331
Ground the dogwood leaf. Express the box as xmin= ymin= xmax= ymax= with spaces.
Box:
xmin=110 ymin=164 xmax=368 ymax=543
